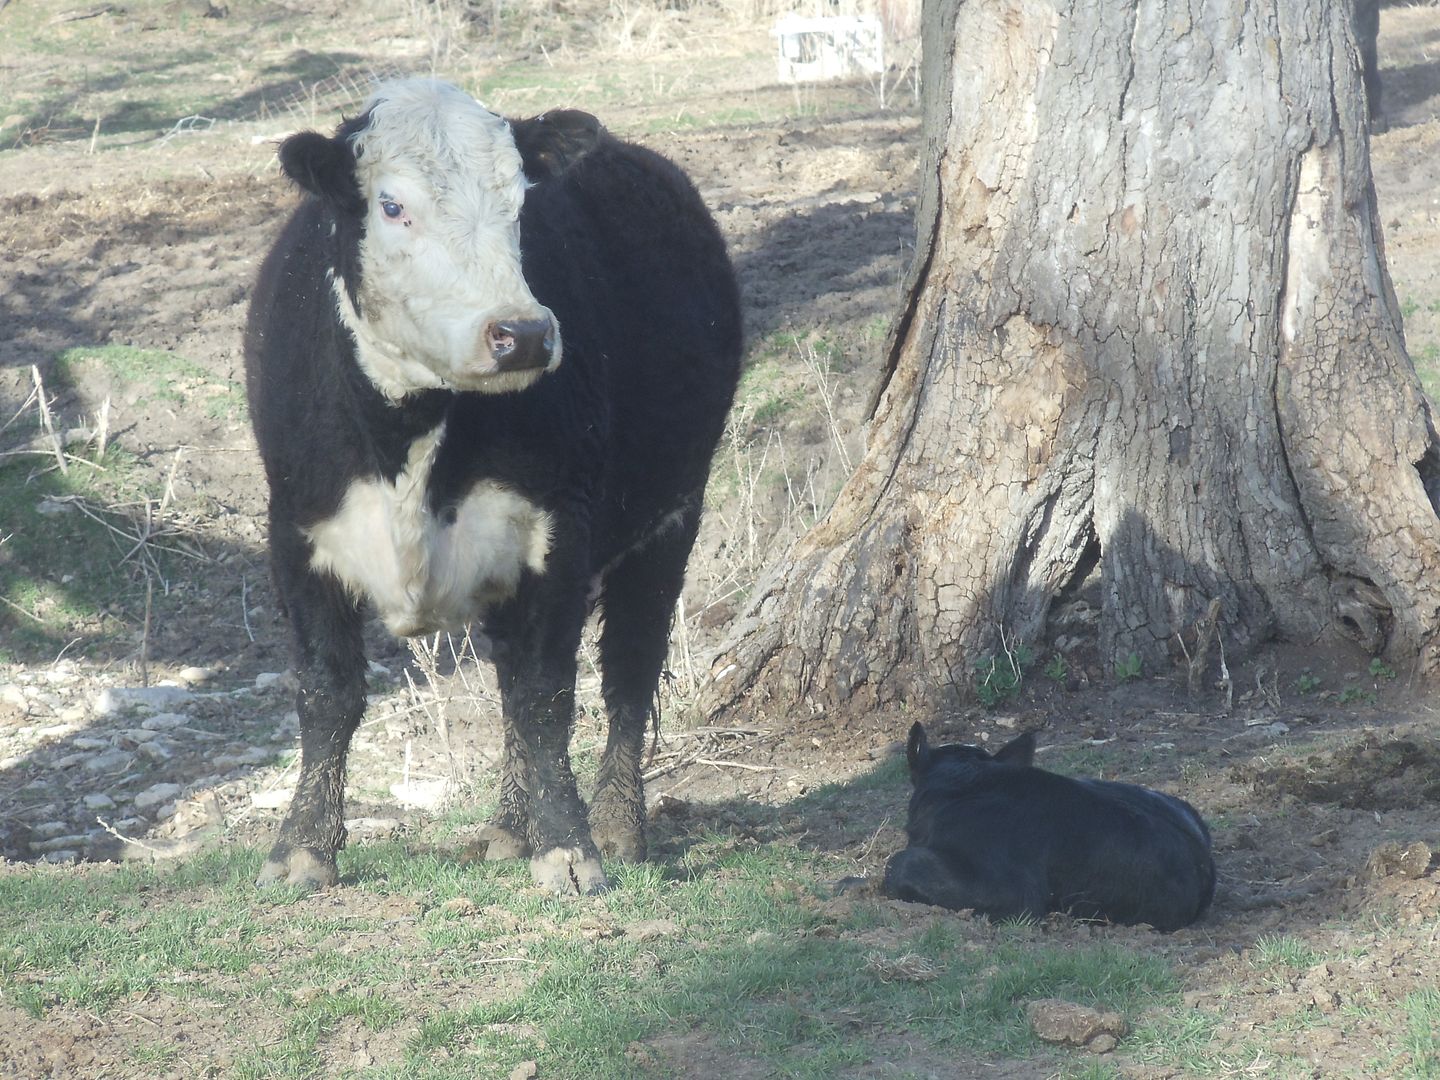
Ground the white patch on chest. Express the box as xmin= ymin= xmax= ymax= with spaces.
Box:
xmin=305 ymin=425 xmax=553 ymax=637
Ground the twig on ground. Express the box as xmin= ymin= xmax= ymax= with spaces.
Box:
xmin=693 ymin=757 xmax=778 ymax=772
xmin=0 ymin=593 xmax=44 ymax=624
xmin=31 ymin=365 xmax=66 ymax=476
xmin=95 ymin=815 xmax=166 ymax=855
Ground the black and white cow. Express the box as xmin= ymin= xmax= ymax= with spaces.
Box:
xmin=883 ymin=724 xmax=1215 ymax=931
xmin=244 ymin=79 xmax=741 ymax=894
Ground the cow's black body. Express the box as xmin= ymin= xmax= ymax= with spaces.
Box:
xmin=883 ymin=724 xmax=1215 ymax=931
xmin=245 ymin=90 xmax=741 ymax=892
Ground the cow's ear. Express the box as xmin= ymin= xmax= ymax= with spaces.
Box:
xmin=279 ymin=131 xmax=362 ymax=213
xmin=906 ymin=722 xmax=931 ymax=777
xmin=511 ymin=110 xmax=602 ymax=182
xmin=994 ymin=731 xmax=1036 ymax=766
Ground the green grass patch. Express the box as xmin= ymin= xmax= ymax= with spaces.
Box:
xmin=1403 ymin=987 xmax=1440 ymax=1078
xmin=0 ymin=831 xmax=1187 ymax=1079
xmin=0 ymin=450 xmax=158 ymax=657
xmin=0 ymin=345 xmax=238 ymax=659
xmin=54 ymin=344 xmax=245 ymax=419
xmin=1249 ymin=933 xmax=1323 ymax=973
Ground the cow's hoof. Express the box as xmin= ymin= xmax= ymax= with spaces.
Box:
xmin=589 ymin=817 xmax=646 ymax=863
xmin=477 ymin=822 xmax=531 ymax=861
xmin=530 ymin=847 xmax=609 ymax=896
xmin=256 ymin=847 xmax=337 ymax=891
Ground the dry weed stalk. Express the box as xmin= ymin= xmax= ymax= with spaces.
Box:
xmin=403 ymin=629 xmax=501 ymax=792
xmin=797 ymin=339 xmax=853 ymax=474
xmin=30 ymin=365 xmax=66 ymax=476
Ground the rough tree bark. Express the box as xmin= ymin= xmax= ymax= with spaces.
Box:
xmin=701 ymin=0 xmax=1440 ymax=722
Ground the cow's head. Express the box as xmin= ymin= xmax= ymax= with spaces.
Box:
xmin=278 ymin=79 xmax=601 ymax=399
xmin=905 ymin=722 xmax=1036 ymax=783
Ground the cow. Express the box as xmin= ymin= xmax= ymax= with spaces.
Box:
xmin=244 ymin=78 xmax=742 ymax=895
xmin=882 ymin=723 xmax=1215 ymax=931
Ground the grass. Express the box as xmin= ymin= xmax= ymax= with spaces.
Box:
xmin=54 ymin=344 xmax=246 ymax=420
xmin=1250 ymin=933 xmax=1323 ymax=974
xmin=0 ymin=450 xmax=153 ymax=656
xmin=0 ymin=344 xmax=240 ymax=660
xmin=3 ymin=750 xmax=1437 ymax=1077
xmin=0 ymin=822 xmax=1183 ymax=1079
xmin=1404 ymin=988 xmax=1440 ymax=1078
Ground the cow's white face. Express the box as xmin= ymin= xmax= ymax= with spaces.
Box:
xmin=280 ymin=80 xmax=601 ymax=400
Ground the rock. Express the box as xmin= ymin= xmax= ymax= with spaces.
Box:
xmin=140 ymin=713 xmax=189 ymax=731
xmin=83 ymin=793 xmax=117 ymax=811
xmin=213 ymin=745 xmax=273 ymax=770
xmin=32 ymin=834 xmax=89 ymax=853
xmin=31 ymin=821 xmax=71 ymax=841
xmin=95 ymin=686 xmax=193 ymax=715
xmin=389 ymin=779 xmax=449 ymax=811
xmin=253 ymin=671 xmax=296 ymax=692
xmin=139 ymin=741 xmax=175 ymax=763
xmin=41 ymin=850 xmax=80 ymax=864
xmin=0 ymin=685 xmax=27 ymax=710
xmin=177 ymin=666 xmax=216 ymax=686
xmin=1026 ymin=998 xmax=1127 ymax=1053
xmin=250 ymin=787 xmax=294 ymax=810
xmin=163 ymin=793 xmax=224 ymax=837
xmin=345 ymin=816 xmax=402 ymax=840
xmin=134 ymin=782 xmax=183 ymax=810
xmin=72 ymin=736 xmax=111 ymax=750
xmin=509 ymin=1062 xmax=538 ymax=1080
xmin=83 ymin=749 xmax=134 ymax=773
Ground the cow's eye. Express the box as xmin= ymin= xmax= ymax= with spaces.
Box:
xmin=380 ymin=199 xmax=403 ymax=219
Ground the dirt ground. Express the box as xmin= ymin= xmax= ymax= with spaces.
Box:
xmin=2 ymin=2 xmax=1440 ymax=1077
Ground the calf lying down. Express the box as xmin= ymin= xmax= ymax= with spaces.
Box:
xmin=883 ymin=724 xmax=1215 ymax=931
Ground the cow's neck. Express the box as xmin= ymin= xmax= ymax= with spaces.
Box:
xmin=345 ymin=359 xmax=452 ymax=484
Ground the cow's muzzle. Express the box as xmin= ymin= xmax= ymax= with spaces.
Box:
xmin=486 ymin=317 xmax=556 ymax=373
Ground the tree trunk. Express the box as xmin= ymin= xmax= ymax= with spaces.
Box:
xmin=701 ymin=0 xmax=1440 ymax=723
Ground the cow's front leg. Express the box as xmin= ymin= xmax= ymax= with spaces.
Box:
xmin=475 ymin=715 xmax=533 ymax=861
xmin=257 ymin=529 xmax=367 ymax=890
xmin=492 ymin=587 xmax=606 ymax=896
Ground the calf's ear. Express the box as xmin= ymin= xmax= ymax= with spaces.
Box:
xmin=905 ymin=722 xmax=930 ymax=777
xmin=278 ymin=131 xmax=363 ymax=214
xmin=512 ymin=110 xmax=602 ymax=182
xmin=994 ymin=730 xmax=1036 ymax=766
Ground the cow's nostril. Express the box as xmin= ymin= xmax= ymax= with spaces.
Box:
xmin=488 ymin=325 xmax=518 ymax=359
xmin=488 ymin=318 xmax=555 ymax=371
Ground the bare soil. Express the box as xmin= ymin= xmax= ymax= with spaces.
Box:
xmin=2 ymin=3 xmax=1440 ymax=1077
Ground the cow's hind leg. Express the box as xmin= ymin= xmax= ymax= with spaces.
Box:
xmin=258 ymin=527 xmax=367 ymax=890
xmin=590 ymin=502 xmax=702 ymax=863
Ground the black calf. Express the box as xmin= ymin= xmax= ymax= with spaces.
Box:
xmin=883 ymin=723 xmax=1215 ymax=931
